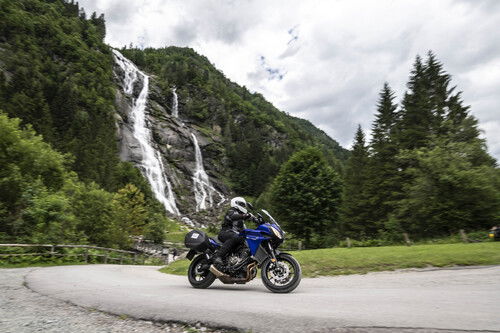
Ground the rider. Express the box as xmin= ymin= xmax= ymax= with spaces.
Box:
xmin=213 ymin=197 xmax=255 ymax=266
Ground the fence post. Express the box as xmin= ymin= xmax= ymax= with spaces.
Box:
xmin=346 ymin=237 xmax=352 ymax=248
xmin=403 ymin=233 xmax=411 ymax=246
xmin=84 ymin=248 xmax=89 ymax=263
xmin=104 ymin=250 xmax=108 ymax=264
xmin=298 ymin=241 xmax=302 ymax=251
xmin=459 ymin=229 xmax=469 ymax=243
xmin=133 ymin=253 xmax=137 ymax=264
xmin=50 ymin=245 xmax=56 ymax=259
xmin=120 ymin=255 xmax=123 ymax=265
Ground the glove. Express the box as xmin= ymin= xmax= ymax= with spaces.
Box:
xmin=248 ymin=213 xmax=258 ymax=223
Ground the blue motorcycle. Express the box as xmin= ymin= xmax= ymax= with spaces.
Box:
xmin=184 ymin=209 xmax=301 ymax=293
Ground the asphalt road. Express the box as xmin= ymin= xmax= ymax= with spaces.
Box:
xmin=26 ymin=264 xmax=500 ymax=332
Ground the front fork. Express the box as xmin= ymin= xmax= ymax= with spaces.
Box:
xmin=267 ymin=241 xmax=278 ymax=263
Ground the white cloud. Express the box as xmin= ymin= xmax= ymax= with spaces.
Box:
xmin=79 ymin=0 xmax=500 ymax=160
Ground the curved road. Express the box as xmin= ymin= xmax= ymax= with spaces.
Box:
xmin=26 ymin=265 xmax=500 ymax=332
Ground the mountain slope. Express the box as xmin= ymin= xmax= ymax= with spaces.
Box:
xmin=0 ymin=0 xmax=120 ymax=189
xmin=121 ymin=47 xmax=348 ymax=198
xmin=0 ymin=0 xmax=348 ymax=217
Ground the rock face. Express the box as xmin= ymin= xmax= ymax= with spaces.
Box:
xmin=113 ymin=54 xmax=229 ymax=221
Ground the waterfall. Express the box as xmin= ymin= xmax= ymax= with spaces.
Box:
xmin=191 ymin=133 xmax=226 ymax=211
xmin=171 ymin=87 xmax=179 ymax=118
xmin=113 ymin=50 xmax=180 ymax=215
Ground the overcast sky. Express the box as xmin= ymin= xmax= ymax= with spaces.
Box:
xmin=79 ymin=0 xmax=500 ymax=160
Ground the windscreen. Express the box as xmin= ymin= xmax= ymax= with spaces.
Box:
xmin=261 ymin=209 xmax=277 ymax=223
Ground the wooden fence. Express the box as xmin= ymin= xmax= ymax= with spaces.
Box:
xmin=0 ymin=244 xmax=146 ymax=264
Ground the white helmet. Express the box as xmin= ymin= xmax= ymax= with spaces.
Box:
xmin=230 ymin=197 xmax=247 ymax=214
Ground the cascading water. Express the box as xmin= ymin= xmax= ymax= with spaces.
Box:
xmin=191 ymin=133 xmax=226 ymax=211
xmin=171 ymin=87 xmax=179 ymax=118
xmin=113 ymin=50 xmax=180 ymax=215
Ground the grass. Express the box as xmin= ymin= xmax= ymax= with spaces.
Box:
xmin=160 ymin=259 xmax=190 ymax=275
xmin=160 ymin=242 xmax=500 ymax=277
xmin=164 ymin=225 xmax=218 ymax=245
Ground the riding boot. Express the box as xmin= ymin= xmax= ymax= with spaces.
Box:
xmin=213 ymin=239 xmax=232 ymax=266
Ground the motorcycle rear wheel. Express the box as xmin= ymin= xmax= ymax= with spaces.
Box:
xmin=188 ymin=255 xmax=216 ymax=289
xmin=261 ymin=253 xmax=301 ymax=293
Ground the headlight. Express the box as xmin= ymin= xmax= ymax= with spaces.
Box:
xmin=270 ymin=226 xmax=282 ymax=239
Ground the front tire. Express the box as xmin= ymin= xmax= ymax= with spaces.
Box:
xmin=261 ymin=253 xmax=301 ymax=293
xmin=188 ymin=255 xmax=216 ymax=289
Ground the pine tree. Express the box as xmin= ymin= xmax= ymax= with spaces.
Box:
xmin=339 ymin=126 xmax=373 ymax=237
xmin=393 ymin=52 xmax=499 ymax=238
xmin=424 ymin=51 xmax=451 ymax=133
xmin=366 ymin=84 xmax=401 ymax=232
xmin=396 ymin=55 xmax=435 ymax=150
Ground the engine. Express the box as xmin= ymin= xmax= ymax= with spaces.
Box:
xmin=227 ymin=246 xmax=250 ymax=267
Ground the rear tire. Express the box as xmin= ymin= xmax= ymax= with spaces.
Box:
xmin=261 ymin=253 xmax=301 ymax=293
xmin=188 ymin=255 xmax=216 ymax=289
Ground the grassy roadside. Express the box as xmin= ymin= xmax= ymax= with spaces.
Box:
xmin=160 ymin=242 xmax=500 ymax=277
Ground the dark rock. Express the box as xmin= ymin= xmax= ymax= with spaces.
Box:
xmin=113 ymin=64 xmax=231 ymax=216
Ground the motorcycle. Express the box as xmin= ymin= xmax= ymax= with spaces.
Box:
xmin=183 ymin=208 xmax=301 ymax=293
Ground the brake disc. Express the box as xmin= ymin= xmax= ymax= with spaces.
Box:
xmin=269 ymin=261 xmax=291 ymax=284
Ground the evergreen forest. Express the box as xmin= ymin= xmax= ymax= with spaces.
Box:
xmin=333 ymin=53 xmax=499 ymax=246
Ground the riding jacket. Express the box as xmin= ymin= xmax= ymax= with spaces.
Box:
xmin=221 ymin=207 xmax=249 ymax=233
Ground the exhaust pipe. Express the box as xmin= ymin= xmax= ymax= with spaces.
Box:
xmin=209 ymin=264 xmax=228 ymax=278
xmin=210 ymin=264 xmax=257 ymax=284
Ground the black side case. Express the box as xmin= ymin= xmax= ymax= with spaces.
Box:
xmin=184 ymin=230 xmax=209 ymax=252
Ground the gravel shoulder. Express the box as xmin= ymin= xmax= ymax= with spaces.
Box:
xmin=0 ymin=267 xmax=235 ymax=333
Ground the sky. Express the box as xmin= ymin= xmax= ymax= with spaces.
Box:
xmin=79 ymin=0 xmax=500 ymax=160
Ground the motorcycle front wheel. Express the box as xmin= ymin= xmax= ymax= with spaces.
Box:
xmin=188 ymin=254 xmax=216 ymax=289
xmin=261 ymin=253 xmax=301 ymax=293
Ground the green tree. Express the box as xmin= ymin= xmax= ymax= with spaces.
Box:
xmin=22 ymin=189 xmax=83 ymax=244
xmin=0 ymin=112 xmax=68 ymax=238
xmin=143 ymin=213 xmax=169 ymax=244
xmin=396 ymin=137 xmax=500 ymax=237
xmin=269 ymin=147 xmax=342 ymax=248
xmin=69 ymin=181 xmax=116 ymax=247
xmin=340 ymin=126 xmax=372 ymax=237
xmin=110 ymin=184 xmax=148 ymax=248
xmin=392 ymin=52 xmax=499 ymax=238
xmin=366 ymin=84 xmax=402 ymax=233
xmin=396 ymin=55 xmax=436 ymax=150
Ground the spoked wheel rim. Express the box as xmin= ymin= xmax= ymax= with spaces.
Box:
xmin=265 ymin=258 xmax=296 ymax=287
xmin=191 ymin=262 xmax=209 ymax=282
xmin=188 ymin=255 xmax=216 ymax=289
